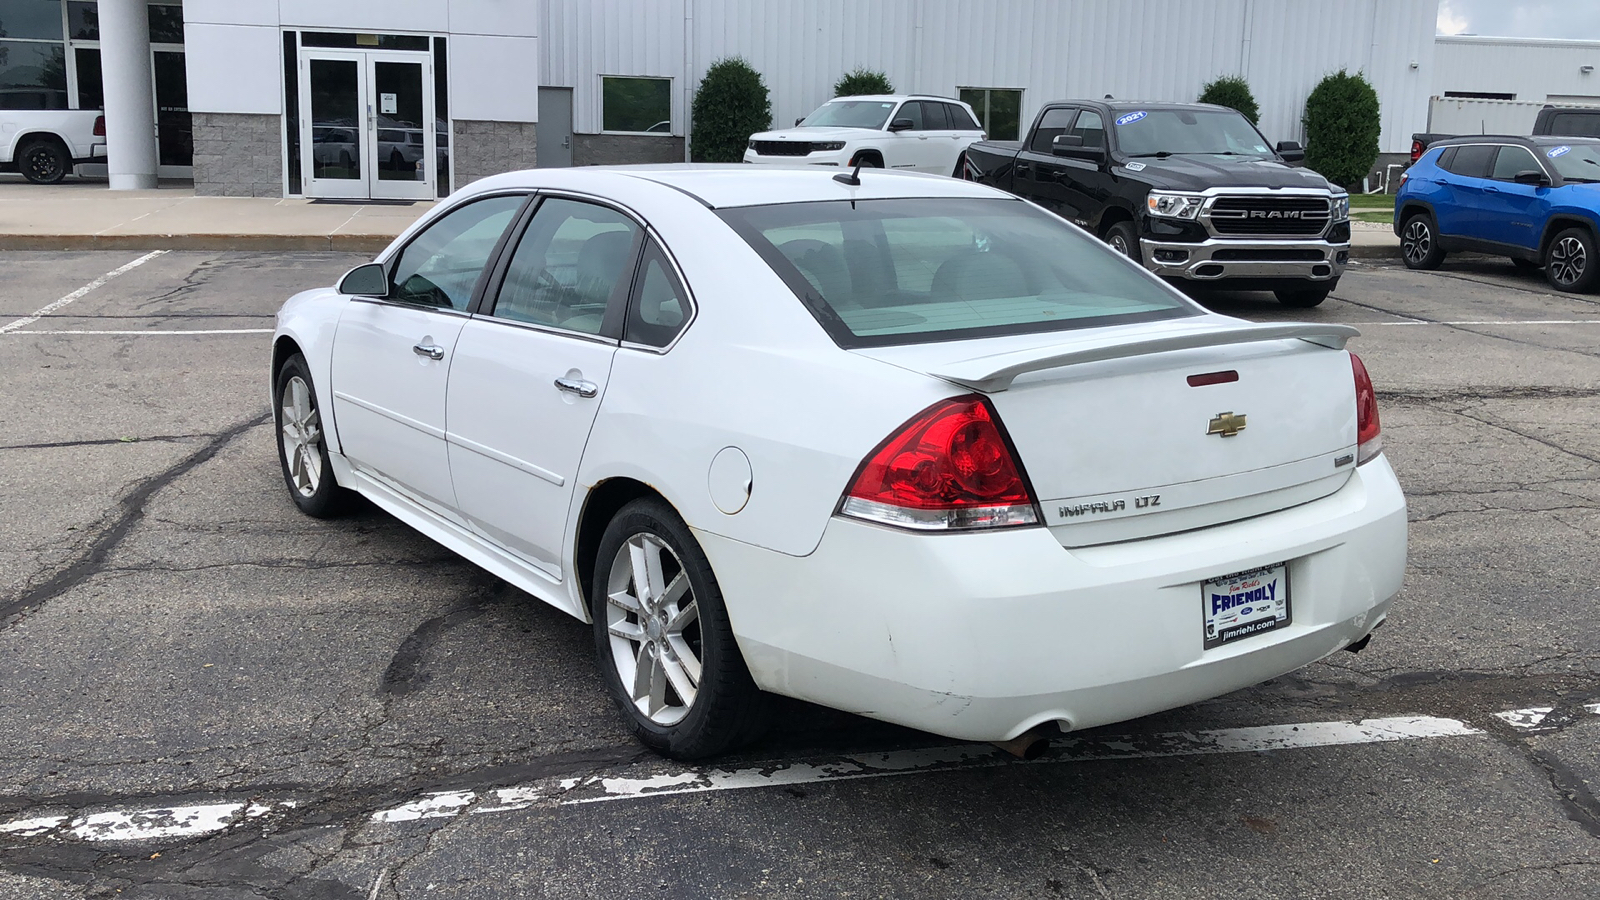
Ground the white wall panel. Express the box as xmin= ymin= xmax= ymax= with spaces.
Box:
xmin=1435 ymin=37 xmax=1600 ymax=104
xmin=183 ymin=0 xmax=278 ymax=27
xmin=277 ymin=0 xmax=448 ymax=33
xmin=449 ymin=0 xmax=539 ymax=37
xmin=183 ymin=23 xmax=282 ymax=114
xmin=450 ymin=35 xmax=541 ymax=121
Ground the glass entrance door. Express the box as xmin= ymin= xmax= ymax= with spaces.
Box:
xmin=299 ymin=50 xmax=435 ymax=200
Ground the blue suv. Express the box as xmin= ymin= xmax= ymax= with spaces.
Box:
xmin=1395 ymin=136 xmax=1600 ymax=292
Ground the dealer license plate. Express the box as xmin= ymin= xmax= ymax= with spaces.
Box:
xmin=1202 ymin=563 xmax=1291 ymax=650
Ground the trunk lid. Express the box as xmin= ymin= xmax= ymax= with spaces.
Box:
xmin=856 ymin=319 xmax=1361 ymax=546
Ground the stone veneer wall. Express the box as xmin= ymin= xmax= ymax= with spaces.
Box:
xmin=191 ymin=112 xmax=285 ymax=197
xmin=572 ymin=134 xmax=685 ymax=166
xmin=453 ymin=120 xmax=538 ymax=186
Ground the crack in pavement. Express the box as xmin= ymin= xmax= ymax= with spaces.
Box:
xmin=0 ymin=433 xmax=219 ymax=452
xmin=0 ymin=411 xmax=271 ymax=631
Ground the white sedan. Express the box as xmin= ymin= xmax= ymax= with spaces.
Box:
xmin=271 ymin=165 xmax=1406 ymax=759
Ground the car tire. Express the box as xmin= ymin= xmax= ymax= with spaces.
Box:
xmin=1105 ymin=220 xmax=1141 ymax=263
xmin=1274 ymin=285 xmax=1334 ymax=308
xmin=1545 ymin=227 xmax=1599 ymax=293
xmin=18 ymin=138 xmax=69 ymax=185
xmin=1399 ymin=213 xmax=1445 ymax=270
xmin=591 ymin=498 xmax=768 ymax=760
xmin=274 ymin=353 xmax=350 ymax=519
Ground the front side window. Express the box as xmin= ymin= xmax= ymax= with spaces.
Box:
xmin=1490 ymin=146 xmax=1543 ymax=181
xmin=718 ymin=198 xmax=1197 ymax=349
xmin=490 ymin=198 xmax=641 ymax=335
xmin=801 ymin=99 xmax=897 ymax=130
xmin=388 ymin=195 xmax=525 ymax=310
xmin=959 ymin=88 xmax=1022 ymax=141
xmin=602 ymin=76 xmax=671 ymax=134
xmin=1071 ymin=110 xmax=1106 ymax=149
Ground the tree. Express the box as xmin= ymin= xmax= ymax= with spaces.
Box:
xmin=1302 ymin=69 xmax=1381 ymax=189
xmin=691 ymin=57 xmax=772 ymax=163
xmin=834 ymin=68 xmax=893 ymax=97
xmin=1197 ymin=75 xmax=1259 ymax=125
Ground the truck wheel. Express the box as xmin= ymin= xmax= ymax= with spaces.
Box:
xmin=1274 ymin=285 xmax=1334 ymax=308
xmin=1105 ymin=220 xmax=1140 ymax=263
xmin=18 ymin=138 xmax=70 ymax=185
xmin=1546 ymin=227 xmax=1599 ymax=293
xmin=1399 ymin=213 xmax=1445 ymax=270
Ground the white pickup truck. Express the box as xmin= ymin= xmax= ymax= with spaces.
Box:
xmin=1 ymin=99 xmax=106 ymax=184
xmin=743 ymin=94 xmax=985 ymax=176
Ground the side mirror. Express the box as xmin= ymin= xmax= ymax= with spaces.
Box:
xmin=338 ymin=262 xmax=389 ymax=297
xmin=888 ymin=118 xmax=914 ymax=132
xmin=1052 ymin=134 xmax=1106 ymax=163
xmin=1276 ymin=140 xmax=1305 ymax=163
xmin=795 ymin=117 xmax=805 ymax=127
xmin=1513 ymin=169 xmax=1552 ymax=186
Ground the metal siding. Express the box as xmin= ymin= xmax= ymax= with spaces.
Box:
xmin=542 ymin=0 xmax=1433 ymax=152
xmin=1435 ymin=37 xmax=1600 ymax=105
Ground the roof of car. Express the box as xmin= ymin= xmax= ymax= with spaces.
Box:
xmin=1431 ymin=134 xmax=1600 ymax=147
xmin=460 ymin=164 xmax=1010 ymax=211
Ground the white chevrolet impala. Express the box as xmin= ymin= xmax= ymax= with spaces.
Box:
xmin=271 ymin=165 xmax=1406 ymax=759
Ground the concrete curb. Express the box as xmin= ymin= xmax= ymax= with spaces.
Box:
xmin=0 ymin=233 xmax=396 ymax=253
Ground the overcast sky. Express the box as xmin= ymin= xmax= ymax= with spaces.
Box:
xmin=1438 ymin=1 xmax=1600 ymax=40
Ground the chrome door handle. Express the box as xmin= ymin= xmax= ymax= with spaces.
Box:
xmin=412 ymin=343 xmax=445 ymax=360
xmin=554 ymin=377 xmax=598 ymax=398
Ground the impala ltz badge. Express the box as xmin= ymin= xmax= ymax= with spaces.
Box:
xmin=1207 ymin=411 xmax=1247 ymax=438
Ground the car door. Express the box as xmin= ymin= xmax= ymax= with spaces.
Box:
xmin=1013 ymin=107 xmax=1080 ymax=220
xmin=944 ymin=101 xmax=986 ymax=173
xmin=1478 ymin=145 xmax=1549 ymax=251
xmin=1057 ymin=109 xmax=1116 ymax=229
xmin=886 ymin=101 xmax=939 ymax=172
xmin=1434 ymin=143 xmax=1495 ymax=239
xmin=330 ymin=193 xmax=527 ymax=514
xmin=444 ymin=196 xmax=643 ymax=578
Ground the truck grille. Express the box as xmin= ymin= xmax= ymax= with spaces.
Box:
xmin=750 ymin=141 xmax=815 ymax=157
xmin=1208 ymin=196 xmax=1330 ymax=236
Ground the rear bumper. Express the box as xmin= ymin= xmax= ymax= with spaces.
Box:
xmin=1141 ymin=236 xmax=1350 ymax=282
xmin=699 ymin=455 xmax=1407 ymax=742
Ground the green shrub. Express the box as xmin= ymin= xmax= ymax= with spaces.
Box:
xmin=1197 ymin=75 xmax=1259 ymax=125
xmin=691 ymin=57 xmax=772 ymax=163
xmin=834 ymin=68 xmax=894 ymax=97
xmin=1302 ymin=69 xmax=1381 ymax=189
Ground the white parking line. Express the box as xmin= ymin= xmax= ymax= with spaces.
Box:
xmin=0 ymin=250 xmax=168 ymax=335
xmin=1352 ymin=320 xmax=1600 ymax=326
xmin=7 ymin=705 xmax=1589 ymax=843
xmin=371 ymin=714 xmax=1482 ymax=823
xmin=3 ymin=328 xmax=274 ymax=335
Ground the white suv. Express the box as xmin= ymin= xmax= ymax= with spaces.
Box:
xmin=743 ymin=94 xmax=985 ymax=177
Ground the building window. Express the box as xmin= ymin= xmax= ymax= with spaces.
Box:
xmin=602 ymin=76 xmax=671 ymax=134
xmin=959 ymin=88 xmax=1023 ymax=141
xmin=1442 ymin=91 xmax=1515 ymax=101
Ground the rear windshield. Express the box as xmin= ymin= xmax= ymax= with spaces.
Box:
xmin=717 ymin=198 xmax=1197 ymax=348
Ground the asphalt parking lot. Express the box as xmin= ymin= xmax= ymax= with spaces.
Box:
xmin=2 ymin=249 xmax=1599 ymax=899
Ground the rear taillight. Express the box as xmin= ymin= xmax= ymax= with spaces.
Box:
xmin=840 ymin=396 xmax=1040 ymax=530
xmin=93 ymin=115 xmax=105 ymax=137
xmin=1409 ymin=139 xmax=1423 ymax=163
xmin=1351 ymin=353 xmax=1382 ymax=465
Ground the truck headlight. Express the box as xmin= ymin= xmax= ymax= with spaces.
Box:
xmin=1146 ymin=191 xmax=1206 ymax=220
xmin=1330 ymin=194 xmax=1350 ymax=222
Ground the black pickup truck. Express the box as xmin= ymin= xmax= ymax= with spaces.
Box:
xmin=961 ymin=100 xmax=1352 ymax=307
xmin=1411 ymin=104 xmax=1600 ymax=162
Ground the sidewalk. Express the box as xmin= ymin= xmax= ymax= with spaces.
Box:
xmin=0 ymin=176 xmax=1402 ymax=258
xmin=0 ymin=178 xmax=432 ymax=252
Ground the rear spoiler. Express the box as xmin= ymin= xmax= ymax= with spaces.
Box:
xmin=932 ymin=323 xmax=1361 ymax=392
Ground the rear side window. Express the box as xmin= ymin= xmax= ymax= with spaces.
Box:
xmin=489 ymin=198 xmax=640 ymax=336
xmin=624 ymin=239 xmax=691 ymax=348
xmin=947 ymin=103 xmax=981 ymax=131
xmin=920 ymin=101 xmax=951 ymax=130
xmin=1444 ymin=144 xmax=1495 ymax=178
xmin=717 ymin=197 xmax=1196 ymax=349
xmin=1548 ymin=112 xmax=1600 ymax=138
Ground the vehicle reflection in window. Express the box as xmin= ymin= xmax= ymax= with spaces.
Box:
xmin=492 ymin=198 xmax=640 ymax=334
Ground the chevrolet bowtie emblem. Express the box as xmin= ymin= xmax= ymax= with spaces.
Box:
xmin=1207 ymin=411 xmax=1248 ymax=438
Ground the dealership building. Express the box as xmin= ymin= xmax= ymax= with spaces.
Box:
xmin=0 ymin=0 xmax=1442 ymax=199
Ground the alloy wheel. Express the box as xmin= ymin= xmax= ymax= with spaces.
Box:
xmin=279 ymin=375 xmax=324 ymax=497
xmin=1402 ymin=220 xmax=1432 ymax=265
xmin=1549 ymin=236 xmax=1587 ymax=287
xmin=605 ymin=533 xmax=702 ymax=726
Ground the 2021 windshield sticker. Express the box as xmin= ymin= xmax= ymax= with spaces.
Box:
xmin=1548 ymin=145 xmax=1572 ymax=159
xmin=1115 ymin=111 xmax=1148 ymax=126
